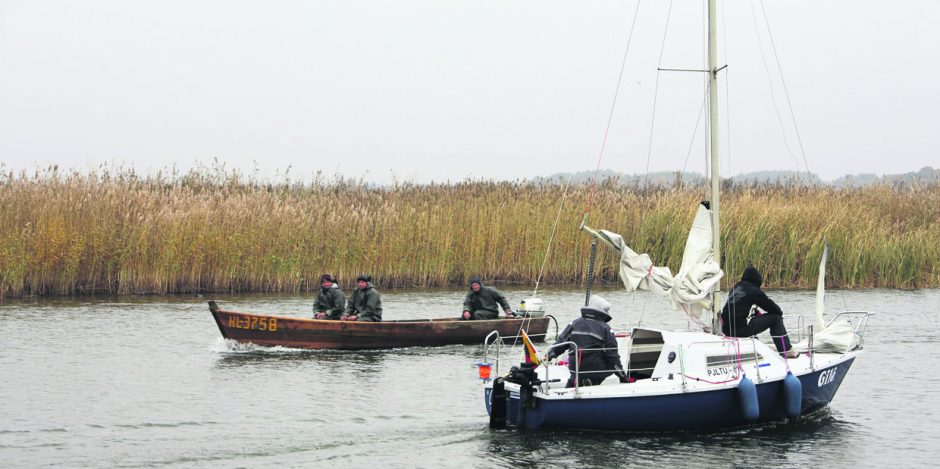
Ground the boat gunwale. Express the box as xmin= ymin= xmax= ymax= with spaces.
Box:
xmin=213 ymin=307 xmax=547 ymax=325
xmin=493 ymin=349 xmax=861 ymax=401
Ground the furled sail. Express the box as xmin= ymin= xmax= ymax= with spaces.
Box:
xmin=792 ymin=243 xmax=859 ymax=353
xmin=582 ymin=203 xmax=724 ymax=316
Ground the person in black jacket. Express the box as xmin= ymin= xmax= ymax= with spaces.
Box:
xmin=547 ymin=295 xmax=629 ymax=387
xmin=720 ymin=265 xmax=797 ymax=357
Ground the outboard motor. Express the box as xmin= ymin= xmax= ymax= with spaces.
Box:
xmin=507 ymin=363 xmax=541 ymax=429
xmin=489 ymin=378 xmax=508 ymax=429
xmin=518 ymin=298 xmax=545 ymax=318
xmin=489 ymin=363 xmax=543 ymax=429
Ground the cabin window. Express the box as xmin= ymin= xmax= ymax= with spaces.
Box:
xmin=626 ymin=330 xmax=664 ymax=380
xmin=705 ymin=353 xmax=761 ymax=367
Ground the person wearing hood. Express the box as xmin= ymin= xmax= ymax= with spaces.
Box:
xmin=342 ymin=274 xmax=382 ymax=322
xmin=720 ymin=265 xmax=797 ymax=358
xmin=547 ymin=295 xmax=630 ymax=387
xmin=313 ymin=274 xmax=345 ymax=320
xmin=461 ymin=276 xmax=513 ymax=320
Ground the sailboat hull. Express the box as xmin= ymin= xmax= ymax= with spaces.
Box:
xmin=485 ymin=355 xmax=855 ymax=431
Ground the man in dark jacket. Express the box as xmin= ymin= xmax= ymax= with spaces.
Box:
xmin=342 ymin=274 xmax=382 ymax=322
xmin=461 ymin=276 xmax=513 ymax=320
xmin=720 ymin=265 xmax=796 ymax=357
xmin=547 ymin=295 xmax=629 ymax=387
xmin=313 ymin=274 xmax=345 ymax=320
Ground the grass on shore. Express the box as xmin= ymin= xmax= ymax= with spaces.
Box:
xmin=1 ymin=168 xmax=938 ymax=298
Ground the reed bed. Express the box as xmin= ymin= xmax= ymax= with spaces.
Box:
xmin=1 ymin=168 xmax=937 ymax=298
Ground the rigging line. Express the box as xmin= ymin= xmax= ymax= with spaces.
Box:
xmin=758 ymin=0 xmax=812 ymax=177
xmin=720 ymin=0 xmax=733 ymax=183
xmin=584 ymin=0 xmax=643 ymax=217
xmin=643 ymin=0 xmax=676 ymax=187
xmin=682 ymin=96 xmax=707 ymax=175
xmin=635 ymin=291 xmax=651 ymax=328
xmin=748 ymin=0 xmax=801 ymax=175
xmin=720 ymin=0 xmax=733 ymax=296
xmin=533 ymin=172 xmax=575 ymax=296
xmin=701 ymin=0 xmax=712 ymax=193
xmin=680 ymin=304 xmax=709 ymax=330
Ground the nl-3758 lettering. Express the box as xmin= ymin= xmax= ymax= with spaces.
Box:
xmin=228 ymin=315 xmax=278 ymax=332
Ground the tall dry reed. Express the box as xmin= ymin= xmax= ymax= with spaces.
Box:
xmin=1 ymin=167 xmax=937 ymax=298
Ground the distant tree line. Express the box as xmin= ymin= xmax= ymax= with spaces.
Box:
xmin=535 ymin=166 xmax=940 ymax=189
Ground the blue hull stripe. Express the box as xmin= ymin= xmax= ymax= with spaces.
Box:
xmin=485 ymin=357 xmax=855 ymax=431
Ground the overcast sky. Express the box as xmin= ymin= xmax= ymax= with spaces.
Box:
xmin=1 ymin=1 xmax=937 ymax=184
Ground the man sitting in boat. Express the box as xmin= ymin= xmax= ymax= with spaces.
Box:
xmin=313 ymin=274 xmax=345 ymax=320
xmin=461 ymin=276 xmax=514 ymax=320
xmin=546 ymin=295 xmax=630 ymax=387
xmin=341 ymin=274 xmax=383 ymax=322
xmin=720 ymin=265 xmax=798 ymax=358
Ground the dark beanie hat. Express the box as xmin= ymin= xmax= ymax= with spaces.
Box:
xmin=320 ymin=274 xmax=334 ymax=283
xmin=469 ymin=276 xmax=483 ymax=287
xmin=356 ymin=274 xmax=370 ymax=282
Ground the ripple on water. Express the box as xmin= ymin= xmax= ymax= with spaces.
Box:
xmin=1 ymin=289 xmax=937 ymax=467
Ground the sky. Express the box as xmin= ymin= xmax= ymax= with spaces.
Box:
xmin=1 ymin=0 xmax=937 ymax=184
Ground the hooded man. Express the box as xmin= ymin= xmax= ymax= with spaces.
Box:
xmin=461 ymin=276 xmax=513 ymax=320
xmin=720 ymin=265 xmax=797 ymax=357
xmin=342 ymin=274 xmax=382 ymax=322
xmin=313 ymin=274 xmax=345 ymax=320
xmin=547 ymin=295 xmax=629 ymax=387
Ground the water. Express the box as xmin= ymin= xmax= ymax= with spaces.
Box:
xmin=2 ymin=288 xmax=938 ymax=467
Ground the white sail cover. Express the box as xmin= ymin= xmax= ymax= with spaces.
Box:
xmin=584 ymin=204 xmax=724 ymax=316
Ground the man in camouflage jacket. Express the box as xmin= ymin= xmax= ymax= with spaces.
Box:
xmin=462 ymin=276 xmax=513 ymax=320
xmin=313 ymin=274 xmax=345 ymax=320
xmin=342 ymin=274 xmax=383 ymax=322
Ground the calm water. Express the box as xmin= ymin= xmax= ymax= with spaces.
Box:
xmin=2 ymin=287 xmax=938 ymax=468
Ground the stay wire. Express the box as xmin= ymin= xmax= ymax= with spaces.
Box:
xmin=522 ymin=1 xmax=644 ymax=364
xmin=682 ymin=96 xmax=707 ymax=175
xmin=702 ymin=1 xmax=712 ymax=192
xmin=584 ymin=0 xmax=643 ymax=219
xmin=720 ymin=0 xmax=732 ymax=295
xmin=517 ymin=160 xmax=578 ymax=350
xmin=643 ymin=0 xmax=675 ymax=187
xmin=720 ymin=0 xmax=733 ymax=182
xmin=748 ymin=1 xmax=801 ymax=175
xmin=533 ymin=171 xmax=574 ymax=297
xmin=758 ymin=0 xmax=811 ymax=177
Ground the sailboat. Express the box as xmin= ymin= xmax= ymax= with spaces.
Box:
xmin=480 ymin=1 xmax=873 ymax=431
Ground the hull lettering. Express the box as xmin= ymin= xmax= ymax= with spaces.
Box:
xmin=817 ymin=367 xmax=839 ymax=387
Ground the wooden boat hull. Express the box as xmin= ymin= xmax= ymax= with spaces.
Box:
xmin=209 ymin=301 xmax=550 ymax=350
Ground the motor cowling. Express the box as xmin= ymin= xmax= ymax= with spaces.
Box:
xmin=505 ymin=363 xmax=541 ymax=388
xmin=489 ymin=363 xmax=542 ymax=430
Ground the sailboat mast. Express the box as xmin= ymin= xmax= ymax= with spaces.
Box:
xmin=708 ymin=0 xmax=723 ymax=330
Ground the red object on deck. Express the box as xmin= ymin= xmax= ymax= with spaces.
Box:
xmin=478 ymin=363 xmax=493 ymax=380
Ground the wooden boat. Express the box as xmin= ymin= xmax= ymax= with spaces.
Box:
xmin=208 ymin=301 xmax=551 ymax=350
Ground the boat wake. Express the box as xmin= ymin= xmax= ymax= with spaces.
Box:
xmin=209 ymin=337 xmax=307 ymax=354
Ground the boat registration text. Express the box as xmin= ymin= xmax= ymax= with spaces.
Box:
xmin=228 ymin=315 xmax=278 ymax=332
